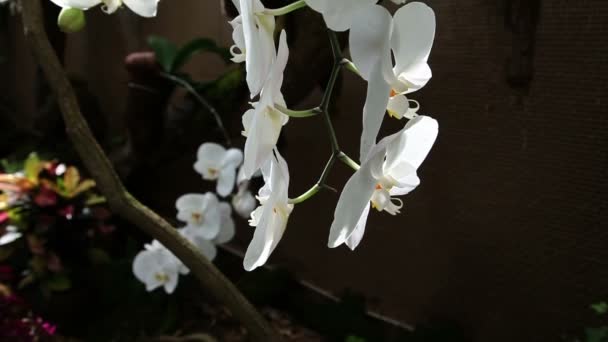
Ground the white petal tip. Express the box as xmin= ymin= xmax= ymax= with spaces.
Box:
xmin=327 ymin=237 xmax=344 ymax=249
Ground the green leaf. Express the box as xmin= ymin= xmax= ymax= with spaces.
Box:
xmin=18 ymin=274 xmax=36 ymax=289
xmin=584 ymin=327 xmax=608 ymax=342
xmin=24 ymin=152 xmax=42 ymax=181
xmin=345 ymin=335 xmax=367 ymax=342
xmin=172 ymin=38 xmax=232 ymax=72
xmin=202 ymin=67 xmax=245 ymax=100
xmin=45 ymin=273 xmax=72 ymax=292
xmin=147 ymin=35 xmax=178 ymax=73
xmin=88 ymin=248 xmax=111 ymax=265
xmin=591 ymin=302 xmax=608 ymax=315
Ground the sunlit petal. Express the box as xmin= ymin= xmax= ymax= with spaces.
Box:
xmin=242 ymin=106 xmax=284 ymax=178
xmin=328 ymin=160 xmax=377 ymax=248
xmin=387 ymin=115 xmax=439 ymax=170
xmin=391 ymin=2 xmax=435 ymax=92
xmin=243 ymin=151 xmax=292 ymax=271
xmin=305 ymin=0 xmax=376 ymax=32
xmin=48 ymin=0 xmax=101 ymax=9
xmin=345 ymin=204 xmax=370 ymax=250
xmin=360 ymin=62 xmax=391 ymax=161
xmin=349 ymin=5 xmax=393 ymax=81
xmin=123 ymin=0 xmax=158 ymax=17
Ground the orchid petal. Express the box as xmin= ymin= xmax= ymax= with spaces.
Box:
xmin=48 ymin=0 xmax=100 ymax=9
xmin=223 ymin=148 xmax=244 ymax=169
xmin=269 ymin=30 xmax=289 ymax=106
xmin=386 ymin=115 xmax=438 ymax=170
xmin=232 ymin=184 xmax=257 ymax=219
xmin=231 ymin=0 xmax=240 ymax=12
xmin=345 ymin=203 xmax=370 ymax=250
xmin=131 ymin=246 xmax=180 ymax=295
xmin=243 ymin=198 xmax=288 ymax=271
xmin=180 ymin=228 xmax=218 ymax=261
xmin=389 ymin=171 xmax=420 ymax=196
xmin=243 ymin=151 xmax=292 ymax=271
xmin=100 ymin=0 xmax=121 ymax=14
xmin=0 ymin=226 xmax=21 ymax=246
xmin=194 ymin=143 xmax=225 ymax=180
xmin=387 ymin=95 xmax=419 ymax=120
xmin=162 ymin=271 xmax=178 ymax=294
xmin=240 ymin=0 xmax=275 ymax=97
xmin=124 ymin=0 xmax=158 ymax=17
xmin=360 ymin=62 xmax=391 ymax=161
xmin=349 ymin=5 xmax=393 ymax=81
xmin=215 ymin=202 xmax=236 ymax=244
xmin=305 ymin=0 xmax=376 ymax=32
xmin=241 ymin=105 xmax=284 ymax=178
xmin=176 ymin=193 xmax=222 ymax=240
xmin=229 ymin=18 xmax=247 ymax=63
xmin=391 ymin=2 xmax=435 ymax=92
xmin=217 ymin=168 xmax=237 ymax=197
xmin=328 ymin=160 xmax=377 ymax=248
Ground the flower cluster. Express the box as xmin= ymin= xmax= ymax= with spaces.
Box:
xmin=0 ymin=287 xmax=57 ymax=341
xmin=46 ymin=0 xmax=442 ymax=275
xmin=227 ymin=0 xmax=440 ymax=270
xmin=0 ymin=154 xmax=115 ymax=292
xmin=132 ymin=143 xmax=257 ymax=293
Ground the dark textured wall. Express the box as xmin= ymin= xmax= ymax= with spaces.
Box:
xmin=267 ymin=1 xmax=608 ymax=341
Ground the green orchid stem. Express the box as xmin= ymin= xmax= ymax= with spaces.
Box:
xmin=338 ymin=152 xmax=360 ymax=171
xmin=289 ymin=30 xmax=363 ymax=205
xmin=289 ymin=153 xmax=336 ymax=205
xmin=276 ymin=105 xmax=320 ymax=118
xmin=160 ymin=72 xmax=232 ymax=146
xmin=320 ymin=31 xmax=343 ymax=153
xmin=342 ymin=58 xmax=363 ymax=78
xmin=289 ymin=184 xmax=320 ymax=204
xmin=263 ymin=0 xmax=307 ymax=16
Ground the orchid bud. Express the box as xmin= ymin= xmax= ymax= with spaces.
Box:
xmin=57 ymin=8 xmax=85 ymax=34
xmin=232 ymin=185 xmax=257 ymax=219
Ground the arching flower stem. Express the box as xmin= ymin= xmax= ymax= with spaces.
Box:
xmin=263 ymin=0 xmax=307 ymax=16
xmin=289 ymin=30 xmax=361 ymax=204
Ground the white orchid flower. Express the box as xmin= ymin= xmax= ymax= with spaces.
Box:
xmin=349 ymin=2 xmax=436 ymax=159
xmin=243 ymin=149 xmax=293 ymax=271
xmin=328 ymin=115 xmax=438 ymax=250
xmin=175 ymin=193 xmax=221 ymax=240
xmin=48 ymin=0 xmax=159 ymax=17
xmin=229 ymin=0 xmax=276 ymax=97
xmin=194 ymin=143 xmax=243 ymax=197
xmin=241 ymin=30 xmax=290 ymax=179
xmin=132 ymin=226 xmax=222 ymax=294
xmin=303 ymin=0 xmax=376 ymax=32
xmin=0 ymin=225 xmax=22 ymax=246
xmin=215 ymin=202 xmax=236 ymax=244
xmin=132 ymin=240 xmax=184 ymax=294
xmin=232 ymin=181 xmax=257 ymax=219
xmin=179 ymin=228 xmax=218 ymax=262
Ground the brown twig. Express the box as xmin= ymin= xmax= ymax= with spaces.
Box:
xmin=20 ymin=1 xmax=280 ymax=341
